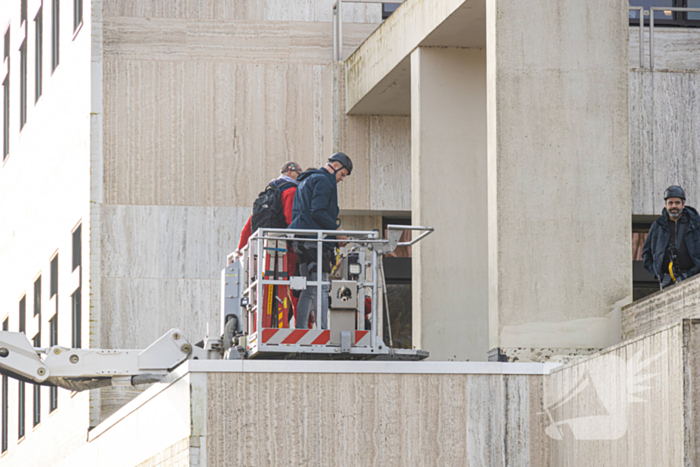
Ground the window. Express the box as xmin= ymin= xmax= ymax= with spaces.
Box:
xmin=72 ymin=224 xmax=81 ymax=271
xmin=51 ymin=0 xmax=59 ymax=72
xmin=3 ymin=28 xmax=9 ymax=161
xmin=49 ymin=315 xmax=57 ymax=412
xmin=381 ymin=217 xmax=413 ymax=349
xmin=32 ymin=335 xmax=40 ymax=427
xmin=73 ymin=0 xmax=82 ymax=33
xmin=71 ymin=288 xmax=81 ymax=348
xmin=19 ymin=296 xmax=26 ymax=335
xmin=21 ymin=0 xmax=27 ymax=25
xmin=690 ymin=0 xmax=700 ymax=20
xmin=34 ymin=276 xmax=41 ymax=317
xmin=382 ymin=3 xmax=401 ymax=19
xmin=18 ymin=381 xmax=24 ymax=439
xmin=632 ymin=219 xmax=658 ymax=301
xmin=35 ymin=8 xmax=42 ymax=102
xmin=19 ymin=40 xmax=26 ymax=129
xmin=50 ymin=254 xmax=58 ymax=298
xmin=2 ymin=319 xmax=7 ymax=453
xmin=629 ymin=0 xmax=700 ymax=26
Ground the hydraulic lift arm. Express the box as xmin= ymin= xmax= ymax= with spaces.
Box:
xmin=0 ymin=328 xmax=217 ymax=391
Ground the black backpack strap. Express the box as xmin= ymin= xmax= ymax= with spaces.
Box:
xmin=676 ymin=222 xmax=687 ymax=249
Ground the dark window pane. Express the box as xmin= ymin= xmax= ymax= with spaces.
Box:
xmin=49 ymin=315 xmax=57 ymax=347
xmin=35 ymin=8 xmax=42 ymax=102
xmin=32 ymin=335 xmax=40 ymax=427
xmin=52 ymin=0 xmax=59 ymax=71
xmin=20 ymin=40 xmax=26 ymax=129
xmin=21 ymin=0 xmax=27 ymax=24
xmin=2 ymin=319 xmax=7 ymax=452
xmin=628 ymin=0 xmax=676 ymax=20
xmin=382 ymin=3 xmax=400 ymax=19
xmin=49 ymin=315 xmax=58 ymax=412
xmin=18 ymin=382 xmax=24 ymax=439
xmin=72 ymin=225 xmax=81 ymax=270
xmin=72 ymin=288 xmax=81 ymax=348
xmin=3 ymin=28 xmax=9 ymax=161
xmin=50 ymin=255 xmax=58 ymax=298
xmin=33 ymin=384 xmax=40 ymax=427
xmin=34 ymin=276 xmax=41 ymax=316
xmin=74 ymin=0 xmax=83 ymax=32
xmin=385 ymin=284 xmax=412 ymax=349
xmin=19 ymin=296 xmax=26 ymax=334
xmin=689 ymin=0 xmax=700 ymax=20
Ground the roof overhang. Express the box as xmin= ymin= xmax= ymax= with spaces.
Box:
xmin=345 ymin=0 xmax=486 ymax=115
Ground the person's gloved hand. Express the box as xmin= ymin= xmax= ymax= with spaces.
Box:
xmin=680 ymin=272 xmax=690 ymax=281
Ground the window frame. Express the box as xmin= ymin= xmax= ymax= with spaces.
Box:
xmin=629 ymin=0 xmax=700 ymax=27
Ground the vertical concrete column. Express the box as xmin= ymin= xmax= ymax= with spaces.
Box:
xmin=486 ymin=0 xmax=631 ymax=360
xmin=411 ymin=47 xmax=488 ymax=361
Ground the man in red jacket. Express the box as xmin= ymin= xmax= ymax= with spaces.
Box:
xmin=234 ymin=162 xmax=302 ymax=320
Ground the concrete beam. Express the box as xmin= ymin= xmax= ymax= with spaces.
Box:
xmin=346 ymin=0 xmax=485 ymax=115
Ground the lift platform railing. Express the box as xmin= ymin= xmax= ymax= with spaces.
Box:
xmin=231 ymin=225 xmax=433 ymax=359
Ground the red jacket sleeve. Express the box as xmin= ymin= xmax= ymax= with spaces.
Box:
xmin=238 ymin=215 xmax=253 ymax=251
xmin=281 ymin=187 xmax=296 ymax=226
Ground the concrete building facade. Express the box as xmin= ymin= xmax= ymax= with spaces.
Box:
xmin=1 ymin=0 xmax=700 ymax=464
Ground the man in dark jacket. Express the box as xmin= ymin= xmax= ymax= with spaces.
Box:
xmin=289 ymin=152 xmax=353 ymax=329
xmin=642 ymin=186 xmax=700 ymax=289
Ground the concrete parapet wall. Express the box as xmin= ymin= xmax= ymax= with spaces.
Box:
xmin=207 ymin=370 xmax=548 ymax=466
xmin=629 ymin=27 xmax=700 ymax=70
xmin=19 ymin=335 xmax=700 ymax=467
xmin=622 ymin=274 xmax=700 ymax=341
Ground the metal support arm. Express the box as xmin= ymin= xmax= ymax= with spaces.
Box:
xmin=0 ymin=328 xmax=205 ymax=392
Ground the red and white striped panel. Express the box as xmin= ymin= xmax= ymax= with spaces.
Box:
xmin=261 ymin=329 xmax=371 ymax=347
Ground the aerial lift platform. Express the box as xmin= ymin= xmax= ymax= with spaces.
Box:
xmin=0 ymin=225 xmax=432 ymax=392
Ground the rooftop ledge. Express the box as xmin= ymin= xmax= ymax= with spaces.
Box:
xmin=345 ymin=0 xmax=485 ymax=115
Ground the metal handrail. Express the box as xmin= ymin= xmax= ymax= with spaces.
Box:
xmin=649 ymin=6 xmax=700 ymax=69
xmin=629 ymin=6 xmax=644 ymax=68
xmin=332 ymin=0 xmax=406 ymax=61
xmin=386 ymin=224 xmax=434 ymax=247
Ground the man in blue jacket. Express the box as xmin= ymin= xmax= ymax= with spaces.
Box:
xmin=289 ymin=152 xmax=353 ymax=329
xmin=643 ymin=185 xmax=700 ymax=289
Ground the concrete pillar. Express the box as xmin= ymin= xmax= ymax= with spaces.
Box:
xmin=486 ymin=0 xmax=631 ymax=360
xmin=411 ymin=47 xmax=488 ymax=361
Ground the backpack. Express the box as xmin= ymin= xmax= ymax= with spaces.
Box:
xmin=251 ymin=181 xmax=294 ymax=233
